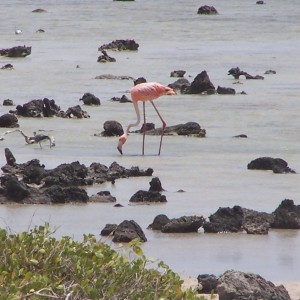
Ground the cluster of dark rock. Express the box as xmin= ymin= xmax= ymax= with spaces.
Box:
xmin=0 ymin=46 xmax=31 ymax=58
xmin=79 ymin=92 xmax=101 ymax=106
xmin=98 ymin=39 xmax=139 ymax=51
xmin=100 ymin=199 xmax=300 ymax=244
xmin=97 ymin=39 xmax=139 ymax=63
xmin=0 ymin=97 xmax=93 ymax=128
xmin=134 ymin=121 xmax=206 ymax=137
xmin=228 ymin=67 xmax=265 ymax=80
xmin=0 ymin=148 xmax=153 ymax=204
xmin=100 ymin=196 xmax=299 ymax=243
xmin=197 ymin=270 xmax=290 ymax=300
xmin=203 ymin=199 xmax=300 ymax=234
xmin=169 ymin=70 xmax=238 ymax=95
xmin=97 ymin=120 xmax=207 ymax=138
xmin=168 ymin=67 xmax=272 ymax=95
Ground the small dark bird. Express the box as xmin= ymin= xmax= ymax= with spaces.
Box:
xmin=23 ymin=131 xmax=55 ymax=148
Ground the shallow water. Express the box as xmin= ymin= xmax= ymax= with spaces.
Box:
xmin=1 ymin=0 xmax=300 ymax=281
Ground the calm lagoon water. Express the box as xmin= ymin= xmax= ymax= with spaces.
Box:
xmin=1 ymin=0 xmax=300 ymax=281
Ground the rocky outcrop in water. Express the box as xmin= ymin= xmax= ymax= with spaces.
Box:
xmin=228 ymin=67 xmax=264 ymax=80
xmin=64 ymin=105 xmax=90 ymax=118
xmin=186 ymin=71 xmax=216 ymax=94
xmin=110 ymin=95 xmax=131 ymax=103
xmin=149 ymin=177 xmax=164 ymax=192
xmin=14 ymin=99 xmax=61 ymax=117
xmin=0 ymin=149 xmax=153 ymax=204
xmin=111 ymin=220 xmax=147 ymax=243
xmin=98 ymin=39 xmax=139 ymax=51
xmin=89 ymin=191 xmax=116 ymax=203
xmin=137 ymin=122 xmax=206 ymax=137
xmin=99 ymin=120 xmax=124 ymax=137
xmin=197 ymin=5 xmax=218 ymax=15
xmin=148 ymin=214 xmax=205 ymax=233
xmin=271 ymin=199 xmax=300 ymax=229
xmin=0 ymin=113 xmax=19 ymax=128
xmin=11 ymin=99 xmax=90 ymax=119
xmin=247 ymin=157 xmax=296 ymax=173
xmin=129 ymin=190 xmax=167 ymax=203
xmin=2 ymin=99 xmax=14 ymax=106
xmin=242 ymin=208 xmax=272 ymax=234
xmin=203 ymin=206 xmax=244 ymax=233
xmin=0 ymin=46 xmax=31 ymax=57
xmin=79 ymin=93 xmax=101 ymax=106
xmin=217 ymin=86 xmax=236 ymax=95
xmin=1 ymin=64 xmax=14 ymax=70
xmin=203 ymin=206 xmax=274 ymax=234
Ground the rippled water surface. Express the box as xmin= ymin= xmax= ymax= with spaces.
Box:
xmin=1 ymin=0 xmax=300 ymax=281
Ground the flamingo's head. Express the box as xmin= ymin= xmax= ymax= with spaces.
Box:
xmin=164 ymin=86 xmax=176 ymax=95
xmin=117 ymin=134 xmax=127 ymax=155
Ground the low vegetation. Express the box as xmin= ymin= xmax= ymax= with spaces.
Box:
xmin=0 ymin=223 xmax=201 ymax=299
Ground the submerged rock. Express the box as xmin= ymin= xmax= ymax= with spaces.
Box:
xmin=129 ymin=190 xmax=167 ymax=203
xmin=144 ymin=122 xmax=206 ymax=137
xmin=89 ymin=191 xmax=116 ymax=203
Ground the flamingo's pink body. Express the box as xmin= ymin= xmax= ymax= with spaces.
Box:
xmin=117 ymin=82 xmax=176 ymax=155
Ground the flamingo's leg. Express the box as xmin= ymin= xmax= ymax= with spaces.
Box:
xmin=142 ymin=101 xmax=146 ymax=155
xmin=150 ymin=100 xmax=166 ymax=155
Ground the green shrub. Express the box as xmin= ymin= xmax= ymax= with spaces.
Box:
xmin=0 ymin=223 xmax=201 ymax=299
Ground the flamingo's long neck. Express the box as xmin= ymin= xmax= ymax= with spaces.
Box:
xmin=125 ymin=101 xmax=140 ymax=135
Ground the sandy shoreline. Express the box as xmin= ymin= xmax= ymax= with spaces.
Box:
xmin=182 ymin=277 xmax=300 ymax=300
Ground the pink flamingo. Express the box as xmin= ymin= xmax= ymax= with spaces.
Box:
xmin=117 ymin=82 xmax=176 ymax=155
